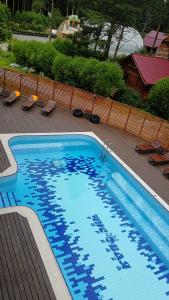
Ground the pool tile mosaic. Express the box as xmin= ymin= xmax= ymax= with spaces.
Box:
xmin=0 ymin=138 xmax=169 ymax=299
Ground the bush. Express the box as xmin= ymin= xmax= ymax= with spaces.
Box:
xmin=53 ymin=38 xmax=78 ymax=56
xmin=52 ymin=54 xmax=76 ymax=83
xmin=149 ymin=78 xmax=169 ymax=120
xmin=11 ymin=40 xmax=57 ymax=76
xmin=11 ymin=39 xmax=125 ymax=97
xmin=0 ymin=2 xmax=11 ymax=41
xmin=0 ymin=2 xmax=11 ymax=23
xmin=93 ymin=62 xmax=124 ymax=96
xmin=0 ymin=23 xmax=12 ymax=41
xmin=80 ymin=58 xmax=100 ymax=91
xmin=51 ymin=8 xmax=65 ymax=28
xmin=116 ymin=87 xmax=151 ymax=111
xmin=14 ymin=10 xmax=49 ymax=33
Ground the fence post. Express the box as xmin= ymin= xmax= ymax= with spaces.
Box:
xmin=52 ymin=81 xmax=56 ymax=100
xmin=19 ymin=73 xmax=22 ymax=92
xmin=106 ymin=101 xmax=114 ymax=125
xmin=124 ymin=107 xmax=132 ymax=131
xmin=69 ymin=86 xmax=74 ymax=110
xmin=154 ymin=120 xmax=164 ymax=140
xmin=36 ymin=76 xmax=39 ymax=96
xmin=91 ymin=93 xmax=96 ymax=114
xmin=3 ymin=68 xmax=6 ymax=91
xmin=138 ymin=117 xmax=146 ymax=137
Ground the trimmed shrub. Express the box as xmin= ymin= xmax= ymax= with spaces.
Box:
xmin=11 ymin=40 xmax=125 ymax=97
xmin=14 ymin=10 xmax=49 ymax=32
xmin=53 ymin=38 xmax=78 ymax=56
xmin=93 ymin=61 xmax=124 ymax=96
xmin=52 ymin=53 xmax=72 ymax=82
xmin=149 ymin=78 xmax=169 ymax=120
xmin=80 ymin=58 xmax=100 ymax=91
xmin=11 ymin=40 xmax=57 ymax=76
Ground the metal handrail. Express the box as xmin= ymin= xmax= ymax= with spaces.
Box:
xmin=100 ymin=139 xmax=112 ymax=161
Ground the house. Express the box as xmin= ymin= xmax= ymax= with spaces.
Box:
xmin=122 ymin=54 xmax=169 ymax=98
xmin=156 ymin=35 xmax=169 ymax=59
xmin=143 ymin=31 xmax=166 ymax=51
xmin=143 ymin=30 xmax=169 ymax=59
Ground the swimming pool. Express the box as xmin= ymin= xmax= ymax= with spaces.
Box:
xmin=0 ymin=134 xmax=169 ymax=300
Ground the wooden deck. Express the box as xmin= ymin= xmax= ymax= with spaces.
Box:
xmin=0 ymin=212 xmax=56 ymax=300
xmin=0 ymin=97 xmax=169 ymax=205
xmin=0 ymin=140 xmax=10 ymax=173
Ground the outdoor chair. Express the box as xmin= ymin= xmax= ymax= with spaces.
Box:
xmin=163 ymin=168 xmax=169 ymax=178
xmin=135 ymin=140 xmax=164 ymax=154
xmin=3 ymin=90 xmax=20 ymax=106
xmin=22 ymin=95 xmax=38 ymax=111
xmin=148 ymin=152 xmax=169 ymax=166
xmin=41 ymin=100 xmax=56 ymax=116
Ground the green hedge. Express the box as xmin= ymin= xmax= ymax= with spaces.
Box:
xmin=11 ymin=40 xmax=57 ymax=77
xmin=149 ymin=78 xmax=169 ymax=120
xmin=14 ymin=11 xmax=49 ymax=33
xmin=11 ymin=39 xmax=124 ymax=96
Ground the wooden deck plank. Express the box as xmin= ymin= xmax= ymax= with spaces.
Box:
xmin=10 ymin=213 xmax=42 ymax=300
xmin=0 ymin=98 xmax=168 ymax=206
xmin=0 ymin=256 xmax=10 ymax=300
xmin=0 ymin=212 xmax=56 ymax=300
xmin=18 ymin=215 xmax=57 ymax=300
xmin=0 ymin=215 xmax=23 ymax=300
xmin=0 ymin=213 xmax=34 ymax=300
xmin=0 ymin=217 xmax=17 ymax=300
xmin=14 ymin=213 xmax=53 ymax=300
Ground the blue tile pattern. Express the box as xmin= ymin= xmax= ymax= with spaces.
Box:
xmin=0 ymin=144 xmax=169 ymax=299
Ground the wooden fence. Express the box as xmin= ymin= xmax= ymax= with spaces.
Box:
xmin=0 ymin=67 xmax=169 ymax=149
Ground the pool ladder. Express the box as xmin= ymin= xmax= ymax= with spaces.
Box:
xmin=100 ymin=139 xmax=112 ymax=161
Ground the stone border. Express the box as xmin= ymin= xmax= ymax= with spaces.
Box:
xmin=0 ymin=206 xmax=71 ymax=300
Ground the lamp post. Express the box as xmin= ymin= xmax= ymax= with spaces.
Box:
xmin=48 ymin=0 xmax=54 ymax=42
xmin=150 ymin=0 xmax=167 ymax=54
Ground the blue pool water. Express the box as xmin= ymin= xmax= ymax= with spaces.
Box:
xmin=0 ymin=134 xmax=169 ymax=300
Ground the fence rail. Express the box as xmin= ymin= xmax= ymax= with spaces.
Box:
xmin=0 ymin=67 xmax=169 ymax=149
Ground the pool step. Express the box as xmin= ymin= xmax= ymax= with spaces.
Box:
xmin=107 ymin=174 xmax=169 ymax=266
xmin=0 ymin=192 xmax=19 ymax=208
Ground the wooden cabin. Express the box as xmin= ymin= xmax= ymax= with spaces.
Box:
xmin=122 ymin=54 xmax=169 ymax=98
xmin=143 ymin=31 xmax=166 ymax=53
xmin=156 ymin=35 xmax=169 ymax=59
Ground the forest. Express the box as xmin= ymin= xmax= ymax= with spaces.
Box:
xmin=1 ymin=0 xmax=169 ymax=59
xmin=0 ymin=0 xmax=169 ymax=119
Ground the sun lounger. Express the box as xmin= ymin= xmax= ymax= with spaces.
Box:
xmin=148 ymin=152 xmax=169 ymax=166
xmin=163 ymin=168 xmax=169 ymax=178
xmin=22 ymin=95 xmax=38 ymax=111
xmin=135 ymin=140 xmax=163 ymax=154
xmin=41 ymin=100 xmax=56 ymax=116
xmin=3 ymin=90 xmax=20 ymax=105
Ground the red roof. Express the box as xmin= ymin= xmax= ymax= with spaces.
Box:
xmin=132 ymin=54 xmax=169 ymax=85
xmin=143 ymin=30 xmax=166 ymax=48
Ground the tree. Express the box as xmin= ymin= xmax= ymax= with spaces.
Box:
xmin=32 ymin=0 xmax=44 ymax=13
xmin=149 ymin=78 xmax=169 ymax=120
xmin=0 ymin=2 xmax=12 ymax=41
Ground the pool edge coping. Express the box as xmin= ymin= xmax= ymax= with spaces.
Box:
xmin=0 ymin=131 xmax=169 ymax=212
